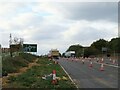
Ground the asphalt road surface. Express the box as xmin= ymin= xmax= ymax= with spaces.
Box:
xmin=58 ymin=57 xmax=118 ymax=88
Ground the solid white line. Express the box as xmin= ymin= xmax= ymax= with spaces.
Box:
xmin=59 ymin=64 xmax=79 ymax=88
xmin=94 ymin=61 xmax=120 ymax=68
xmin=103 ymin=63 xmax=119 ymax=68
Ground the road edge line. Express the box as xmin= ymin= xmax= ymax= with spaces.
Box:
xmin=59 ymin=64 xmax=79 ymax=88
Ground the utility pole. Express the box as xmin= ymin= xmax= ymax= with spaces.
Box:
xmin=9 ymin=33 xmax=12 ymax=45
xmin=9 ymin=33 xmax=12 ymax=57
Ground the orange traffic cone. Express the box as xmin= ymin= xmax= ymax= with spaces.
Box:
xmin=109 ymin=58 xmax=112 ymax=62
xmin=82 ymin=59 xmax=84 ymax=64
xmin=52 ymin=70 xmax=57 ymax=85
xmin=101 ymin=58 xmax=104 ymax=63
xmin=100 ymin=64 xmax=104 ymax=71
xmin=72 ymin=58 xmax=74 ymax=61
xmin=112 ymin=60 xmax=115 ymax=64
xmin=76 ymin=58 xmax=78 ymax=62
xmin=89 ymin=61 xmax=93 ymax=67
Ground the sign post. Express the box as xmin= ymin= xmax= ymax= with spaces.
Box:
xmin=102 ymin=47 xmax=107 ymax=60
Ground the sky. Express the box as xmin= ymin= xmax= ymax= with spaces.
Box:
xmin=0 ymin=1 xmax=119 ymax=55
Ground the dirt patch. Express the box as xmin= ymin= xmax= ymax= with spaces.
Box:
xmin=2 ymin=58 xmax=39 ymax=87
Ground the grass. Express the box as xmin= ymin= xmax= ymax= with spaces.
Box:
xmin=2 ymin=53 xmax=37 ymax=76
xmin=5 ymin=57 xmax=76 ymax=88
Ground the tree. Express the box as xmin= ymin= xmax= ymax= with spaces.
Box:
xmin=84 ymin=47 xmax=100 ymax=57
xmin=90 ymin=39 xmax=109 ymax=53
xmin=66 ymin=44 xmax=83 ymax=57
xmin=65 ymin=37 xmax=119 ymax=57
xmin=108 ymin=37 xmax=120 ymax=53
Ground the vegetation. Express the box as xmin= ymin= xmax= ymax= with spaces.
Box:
xmin=4 ymin=57 xmax=76 ymax=88
xmin=108 ymin=37 xmax=120 ymax=53
xmin=66 ymin=44 xmax=83 ymax=57
xmin=66 ymin=37 xmax=120 ymax=57
xmin=2 ymin=53 xmax=37 ymax=76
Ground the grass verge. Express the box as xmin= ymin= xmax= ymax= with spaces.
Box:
xmin=2 ymin=53 xmax=37 ymax=76
xmin=4 ymin=57 xmax=76 ymax=88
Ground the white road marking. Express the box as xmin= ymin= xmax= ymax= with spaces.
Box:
xmin=94 ymin=61 xmax=119 ymax=68
xmin=59 ymin=64 xmax=79 ymax=88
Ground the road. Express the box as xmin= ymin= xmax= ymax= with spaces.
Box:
xmin=58 ymin=57 xmax=118 ymax=88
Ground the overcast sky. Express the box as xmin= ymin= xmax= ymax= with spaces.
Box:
xmin=0 ymin=1 xmax=119 ymax=55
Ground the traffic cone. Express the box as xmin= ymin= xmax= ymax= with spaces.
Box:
xmin=109 ymin=58 xmax=112 ymax=62
xmin=82 ymin=59 xmax=84 ymax=64
xmin=76 ymin=58 xmax=78 ymax=62
xmin=101 ymin=58 xmax=104 ymax=63
xmin=100 ymin=64 xmax=104 ymax=71
xmin=52 ymin=70 xmax=57 ymax=85
xmin=89 ymin=61 xmax=93 ymax=67
xmin=112 ymin=60 xmax=115 ymax=64
xmin=72 ymin=58 xmax=74 ymax=61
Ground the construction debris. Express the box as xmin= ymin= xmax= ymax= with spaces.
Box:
xmin=41 ymin=73 xmax=52 ymax=80
xmin=62 ymin=76 xmax=68 ymax=81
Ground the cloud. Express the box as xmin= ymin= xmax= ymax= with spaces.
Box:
xmin=62 ymin=20 xmax=118 ymax=46
xmin=0 ymin=2 xmax=118 ymax=54
xmin=0 ymin=0 xmax=119 ymax=3
xmin=0 ymin=18 xmax=11 ymax=30
xmin=54 ymin=2 xmax=118 ymax=22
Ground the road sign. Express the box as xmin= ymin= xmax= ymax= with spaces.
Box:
xmin=23 ymin=44 xmax=37 ymax=52
xmin=10 ymin=44 xmax=22 ymax=52
xmin=102 ymin=47 xmax=107 ymax=52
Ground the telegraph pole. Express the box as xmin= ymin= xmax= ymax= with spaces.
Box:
xmin=9 ymin=33 xmax=12 ymax=45
xmin=9 ymin=33 xmax=12 ymax=57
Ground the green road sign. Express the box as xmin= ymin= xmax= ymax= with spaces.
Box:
xmin=102 ymin=47 xmax=107 ymax=52
xmin=23 ymin=44 xmax=37 ymax=52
